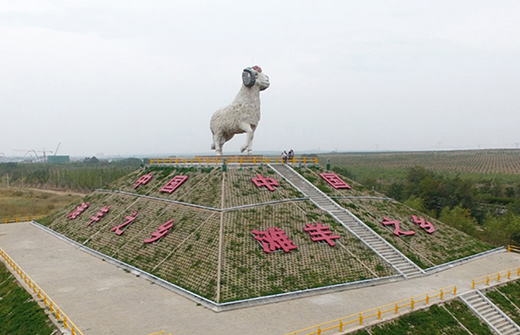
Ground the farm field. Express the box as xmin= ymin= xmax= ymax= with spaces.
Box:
xmin=318 ymin=149 xmax=520 ymax=180
xmin=0 ymin=188 xmax=82 ymax=219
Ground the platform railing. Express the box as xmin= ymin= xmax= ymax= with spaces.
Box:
xmin=507 ymin=245 xmax=520 ymax=253
xmin=149 ymin=156 xmax=318 ymax=165
xmin=1 ymin=215 xmax=44 ymax=224
xmin=471 ymin=266 xmax=520 ymax=289
xmin=285 ymin=285 xmax=457 ymax=335
xmin=0 ymin=247 xmax=85 ymax=335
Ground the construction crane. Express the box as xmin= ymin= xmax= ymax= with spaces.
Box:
xmin=54 ymin=142 xmax=61 ymax=156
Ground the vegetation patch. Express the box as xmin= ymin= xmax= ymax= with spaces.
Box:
xmin=219 ymin=201 xmax=393 ymax=302
xmin=0 ymin=188 xmax=82 ymax=219
xmin=0 ymin=158 xmax=142 ymax=192
xmin=296 ymin=165 xmax=494 ymax=268
xmin=353 ymin=299 xmax=492 ymax=335
xmin=485 ymin=279 xmax=520 ymax=325
xmin=0 ymin=262 xmax=59 ymax=335
xmin=321 ymin=149 xmax=520 ymax=177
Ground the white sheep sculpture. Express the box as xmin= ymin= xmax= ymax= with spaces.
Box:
xmin=210 ymin=65 xmax=270 ymax=155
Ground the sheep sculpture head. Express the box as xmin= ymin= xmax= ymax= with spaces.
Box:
xmin=210 ymin=65 xmax=270 ymax=156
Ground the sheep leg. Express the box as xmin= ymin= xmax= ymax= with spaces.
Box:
xmin=213 ymin=134 xmax=224 ymax=155
xmin=239 ymin=123 xmax=254 ymax=155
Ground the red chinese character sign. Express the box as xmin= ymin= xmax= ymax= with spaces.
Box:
xmin=251 ymin=174 xmax=279 ymax=191
xmin=319 ymin=173 xmax=351 ymax=189
xmin=252 ymin=227 xmax=298 ymax=253
xmin=160 ymin=175 xmax=188 ymax=194
xmin=88 ymin=205 xmax=110 ymax=226
xmin=144 ymin=220 xmax=174 ymax=243
xmin=381 ymin=217 xmax=416 ymax=237
xmin=134 ymin=172 xmax=153 ymax=189
xmin=67 ymin=202 xmax=90 ymax=220
xmin=303 ymin=223 xmax=340 ymax=246
xmin=411 ymin=215 xmax=436 ymax=234
xmin=112 ymin=211 xmax=138 ymax=236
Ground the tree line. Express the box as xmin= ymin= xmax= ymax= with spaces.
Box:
xmin=0 ymin=158 xmax=143 ymax=192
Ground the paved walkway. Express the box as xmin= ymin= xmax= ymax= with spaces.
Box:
xmin=1 ymin=222 xmax=519 ymax=335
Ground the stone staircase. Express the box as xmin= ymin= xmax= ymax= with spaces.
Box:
xmin=269 ymin=163 xmax=424 ymax=279
xmin=460 ymin=291 xmax=520 ymax=335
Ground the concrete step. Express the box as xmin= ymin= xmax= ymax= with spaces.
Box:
xmin=473 ymin=301 xmax=490 ymax=309
xmin=386 ymin=257 xmax=404 ymax=263
xmin=503 ymin=327 xmax=520 ymax=335
xmin=486 ymin=314 xmax=503 ymax=323
xmin=357 ymin=237 xmax=378 ymax=242
xmin=481 ymin=309 xmax=497 ymax=317
xmin=497 ymin=322 xmax=514 ymax=330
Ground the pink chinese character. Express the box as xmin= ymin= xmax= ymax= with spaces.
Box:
xmin=303 ymin=223 xmax=340 ymax=246
xmin=88 ymin=205 xmax=110 ymax=226
xmin=411 ymin=215 xmax=436 ymax=234
xmin=381 ymin=217 xmax=416 ymax=237
xmin=160 ymin=176 xmax=188 ymax=194
xmin=144 ymin=220 xmax=174 ymax=243
xmin=111 ymin=211 xmax=138 ymax=236
xmin=251 ymin=174 xmax=279 ymax=191
xmin=252 ymin=227 xmax=298 ymax=253
xmin=134 ymin=172 xmax=153 ymax=189
xmin=67 ymin=202 xmax=90 ymax=220
xmin=319 ymin=173 xmax=351 ymax=189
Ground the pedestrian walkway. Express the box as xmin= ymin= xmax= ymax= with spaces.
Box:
xmin=269 ymin=163 xmax=423 ymax=279
xmin=1 ymin=222 xmax=520 ymax=335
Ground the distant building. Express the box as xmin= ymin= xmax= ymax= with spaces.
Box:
xmin=47 ymin=155 xmax=70 ymax=164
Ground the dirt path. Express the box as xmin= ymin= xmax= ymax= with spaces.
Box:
xmin=14 ymin=187 xmax=87 ymax=197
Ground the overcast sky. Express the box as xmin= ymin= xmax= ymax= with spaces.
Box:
xmin=1 ymin=1 xmax=520 ymax=158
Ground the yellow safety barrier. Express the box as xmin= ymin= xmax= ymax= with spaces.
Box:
xmin=0 ymin=247 xmax=85 ymax=335
xmin=146 ymin=332 xmax=172 ymax=335
xmin=149 ymin=156 xmax=318 ymax=165
xmin=285 ymin=285 xmax=457 ymax=335
xmin=508 ymin=245 xmax=520 ymax=253
xmin=471 ymin=266 xmax=520 ymax=289
xmin=1 ymin=216 xmax=44 ymax=224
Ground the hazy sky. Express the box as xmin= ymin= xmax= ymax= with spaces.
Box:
xmin=2 ymin=1 xmax=520 ymax=158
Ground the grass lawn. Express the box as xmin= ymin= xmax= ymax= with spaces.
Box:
xmin=353 ymin=299 xmax=492 ymax=335
xmin=0 ymin=188 xmax=82 ymax=219
xmin=0 ymin=261 xmax=59 ymax=335
xmin=485 ymin=279 xmax=520 ymax=325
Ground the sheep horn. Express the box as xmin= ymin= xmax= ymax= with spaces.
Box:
xmin=242 ymin=68 xmax=256 ymax=87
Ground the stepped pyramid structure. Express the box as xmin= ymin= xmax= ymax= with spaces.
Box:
xmin=40 ymin=158 xmax=495 ymax=308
